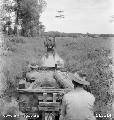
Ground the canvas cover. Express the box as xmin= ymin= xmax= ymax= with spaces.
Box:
xmin=54 ymin=71 xmax=74 ymax=89
xmin=25 ymin=70 xmax=73 ymax=89
xmin=26 ymin=71 xmax=59 ymax=89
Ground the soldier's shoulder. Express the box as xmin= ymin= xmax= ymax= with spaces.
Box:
xmin=63 ymin=91 xmax=73 ymax=99
xmin=84 ymin=91 xmax=95 ymax=101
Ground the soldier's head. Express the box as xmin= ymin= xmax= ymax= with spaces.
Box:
xmin=44 ymin=37 xmax=56 ymax=52
xmin=72 ymin=72 xmax=90 ymax=89
xmin=72 ymin=81 xmax=83 ymax=88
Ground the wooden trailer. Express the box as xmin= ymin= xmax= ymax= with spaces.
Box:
xmin=17 ymin=87 xmax=70 ymax=120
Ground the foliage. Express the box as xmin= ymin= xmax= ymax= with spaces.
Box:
xmin=1 ymin=36 xmax=44 ymax=97
xmin=19 ymin=0 xmax=46 ymax=36
xmin=63 ymin=43 xmax=113 ymax=119
xmin=1 ymin=0 xmax=47 ymax=36
xmin=1 ymin=36 xmax=113 ymax=120
xmin=0 ymin=0 xmax=16 ymax=34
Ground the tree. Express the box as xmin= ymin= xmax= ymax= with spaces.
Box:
xmin=1 ymin=0 xmax=47 ymax=36
xmin=16 ymin=0 xmax=47 ymax=36
xmin=0 ymin=0 xmax=16 ymax=35
xmin=39 ymin=22 xmax=45 ymax=36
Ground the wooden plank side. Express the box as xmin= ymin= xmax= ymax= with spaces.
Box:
xmin=39 ymin=102 xmax=60 ymax=107
xmin=38 ymin=96 xmax=53 ymax=101
xmin=43 ymin=93 xmax=47 ymax=102
xmin=53 ymin=93 xmax=57 ymax=102
xmin=17 ymin=88 xmax=69 ymax=93
xmin=39 ymin=107 xmax=60 ymax=111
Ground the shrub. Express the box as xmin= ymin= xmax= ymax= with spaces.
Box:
xmin=1 ymin=36 xmax=112 ymax=120
xmin=64 ymin=48 xmax=112 ymax=119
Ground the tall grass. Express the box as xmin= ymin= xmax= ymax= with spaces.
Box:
xmin=57 ymin=37 xmax=113 ymax=119
xmin=0 ymin=36 xmax=113 ymax=120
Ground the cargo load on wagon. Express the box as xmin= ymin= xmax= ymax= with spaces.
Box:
xmin=17 ymin=37 xmax=74 ymax=120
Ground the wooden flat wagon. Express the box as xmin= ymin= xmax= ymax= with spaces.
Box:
xmin=17 ymin=87 xmax=70 ymax=120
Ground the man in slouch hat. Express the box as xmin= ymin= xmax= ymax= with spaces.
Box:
xmin=60 ymin=73 xmax=96 ymax=120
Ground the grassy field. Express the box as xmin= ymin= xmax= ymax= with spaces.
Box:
xmin=0 ymin=35 xmax=113 ymax=119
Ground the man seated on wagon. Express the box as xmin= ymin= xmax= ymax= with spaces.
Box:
xmin=60 ymin=72 xmax=96 ymax=120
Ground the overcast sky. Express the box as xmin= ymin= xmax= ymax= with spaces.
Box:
xmin=40 ymin=0 xmax=114 ymax=34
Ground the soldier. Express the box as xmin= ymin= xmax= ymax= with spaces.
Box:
xmin=42 ymin=36 xmax=64 ymax=68
xmin=44 ymin=37 xmax=56 ymax=52
xmin=60 ymin=73 xmax=96 ymax=120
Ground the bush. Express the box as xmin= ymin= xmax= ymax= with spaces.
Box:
xmin=9 ymin=37 xmax=25 ymax=44
xmin=1 ymin=36 xmax=112 ymax=120
xmin=64 ymin=48 xmax=112 ymax=119
xmin=0 ymin=98 xmax=19 ymax=120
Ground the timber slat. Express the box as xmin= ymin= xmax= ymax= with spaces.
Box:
xmin=17 ymin=88 xmax=70 ymax=93
xmin=39 ymin=102 xmax=60 ymax=107
xmin=39 ymin=106 xmax=60 ymax=111
xmin=53 ymin=93 xmax=57 ymax=102
xmin=43 ymin=93 xmax=47 ymax=102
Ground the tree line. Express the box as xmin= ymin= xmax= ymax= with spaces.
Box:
xmin=43 ymin=31 xmax=114 ymax=38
